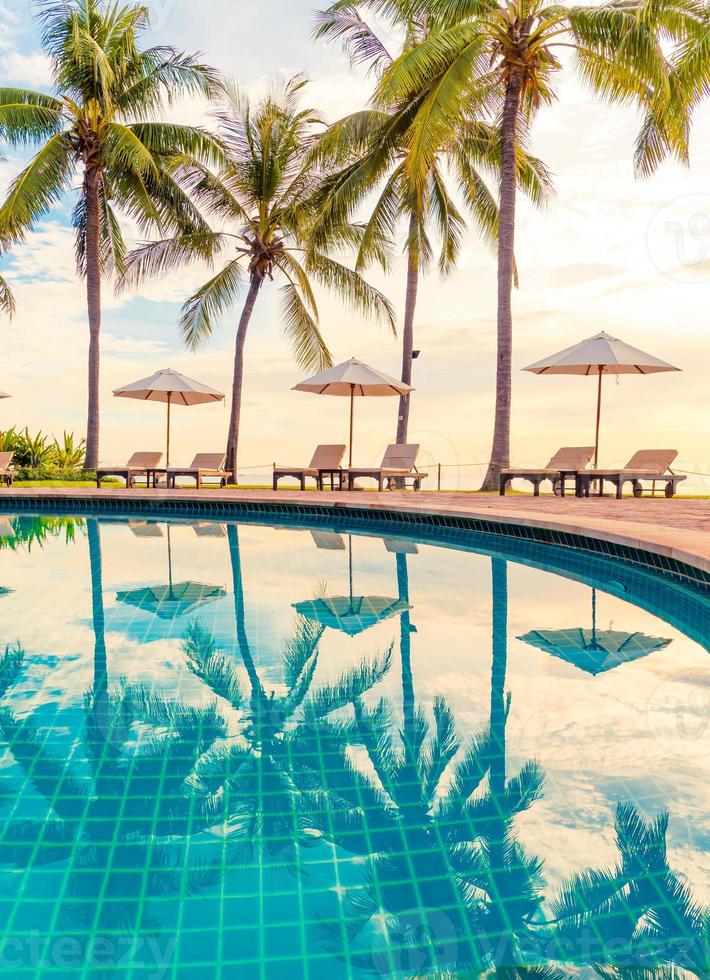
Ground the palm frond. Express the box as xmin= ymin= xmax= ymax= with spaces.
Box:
xmin=183 ymin=623 xmax=246 ymax=711
xmin=121 ymin=232 xmax=226 ymax=290
xmin=129 ymin=122 xmax=227 ymax=169
xmin=0 ymin=275 xmax=16 ymax=318
xmin=314 ymin=6 xmax=394 ymax=75
xmin=420 ymin=695 xmax=460 ymax=801
xmin=180 ymin=257 xmax=246 ymax=351
xmin=0 ymin=89 xmax=64 ymax=145
xmin=0 ymin=133 xmax=74 ymax=243
xmin=303 ymin=648 xmax=393 ymax=718
xmin=103 ymin=121 xmax=159 ymax=178
xmin=306 ymin=251 xmax=397 ymax=333
xmin=278 ymin=280 xmax=332 ymax=372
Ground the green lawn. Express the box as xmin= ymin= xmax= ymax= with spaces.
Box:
xmin=6 ymin=480 xmax=708 ymax=498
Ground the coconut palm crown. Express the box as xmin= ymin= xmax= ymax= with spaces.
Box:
xmin=0 ymin=0 xmax=223 ymax=468
xmin=123 ymin=75 xmax=396 ymax=477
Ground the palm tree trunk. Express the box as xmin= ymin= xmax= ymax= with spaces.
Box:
xmin=489 ymin=557 xmax=508 ymax=797
xmin=226 ymin=275 xmax=263 ymax=482
xmin=487 ymin=557 xmax=510 ymax=964
xmin=480 ymin=73 xmax=522 ymax=492
xmin=396 ymin=213 xmax=420 ymax=446
xmin=87 ymin=518 xmax=108 ymax=704
xmin=226 ymin=523 xmax=265 ymax=699
xmin=396 ymin=553 xmax=415 ymax=736
xmin=84 ymin=169 xmax=102 ymax=471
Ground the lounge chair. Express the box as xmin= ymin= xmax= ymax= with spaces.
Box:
xmin=500 ymin=447 xmax=596 ymax=497
xmin=0 ymin=452 xmax=15 ymax=488
xmin=96 ymin=452 xmax=164 ymax=488
xmin=347 ymin=444 xmax=428 ymax=491
xmin=577 ymin=450 xmax=686 ymax=499
xmin=166 ymin=454 xmax=232 ymax=489
xmin=273 ymin=445 xmax=346 ymax=491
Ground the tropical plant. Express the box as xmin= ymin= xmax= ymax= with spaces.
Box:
xmin=631 ymin=3 xmax=709 ymax=177
xmin=314 ymin=0 xmax=551 ymax=445
xmin=0 ymin=426 xmax=87 ymax=475
xmin=52 ymin=431 xmax=87 ymax=470
xmin=375 ymin=0 xmax=695 ymax=489
xmin=0 ymin=0 xmax=222 ymax=469
xmin=123 ymin=75 xmax=396 ymax=477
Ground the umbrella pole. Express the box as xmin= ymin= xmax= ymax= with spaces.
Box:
xmin=594 ymin=367 xmax=603 ymax=467
xmin=348 ymin=386 xmax=355 ymax=468
xmin=166 ymin=392 xmax=172 ymax=468
xmin=348 ymin=534 xmax=354 ymax=610
xmin=167 ymin=524 xmax=174 ymax=599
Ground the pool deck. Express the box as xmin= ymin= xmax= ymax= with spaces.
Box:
xmin=2 ymin=488 xmax=709 ymax=575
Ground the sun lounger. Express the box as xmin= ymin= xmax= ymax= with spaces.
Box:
xmin=166 ymin=454 xmax=232 ymax=489
xmin=0 ymin=452 xmax=15 ymax=488
xmin=273 ymin=445 xmax=346 ymax=491
xmin=577 ymin=450 xmax=686 ymax=499
xmin=347 ymin=444 xmax=428 ymax=491
xmin=500 ymin=447 xmax=596 ymax=497
xmin=96 ymin=452 xmax=164 ymax=488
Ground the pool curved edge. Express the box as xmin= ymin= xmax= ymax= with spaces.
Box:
xmin=1 ymin=488 xmax=708 ymax=591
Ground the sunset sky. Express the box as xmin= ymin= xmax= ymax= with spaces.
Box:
xmin=1 ymin=0 xmax=708 ymax=489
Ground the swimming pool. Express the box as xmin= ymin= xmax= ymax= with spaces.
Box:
xmin=0 ymin=511 xmax=707 ymax=978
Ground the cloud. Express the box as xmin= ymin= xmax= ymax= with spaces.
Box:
xmin=0 ymin=49 xmax=52 ymax=87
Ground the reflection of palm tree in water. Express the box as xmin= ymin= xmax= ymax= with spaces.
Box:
xmin=0 ymin=519 xmax=228 ymax=959
xmin=0 ymin=523 xmax=706 ymax=977
xmin=179 ymin=524 xmax=391 ymax=865
xmin=309 ymin=553 xmax=548 ymax=975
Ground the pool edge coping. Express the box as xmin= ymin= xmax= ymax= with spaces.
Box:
xmin=1 ymin=489 xmax=708 ymax=590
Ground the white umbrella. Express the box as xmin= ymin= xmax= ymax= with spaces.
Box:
xmin=524 ymin=332 xmax=681 ymax=466
xmin=293 ymin=357 xmax=413 ymax=466
xmin=113 ymin=368 xmax=224 ymax=467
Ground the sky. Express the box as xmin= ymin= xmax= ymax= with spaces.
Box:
xmin=0 ymin=0 xmax=709 ymax=490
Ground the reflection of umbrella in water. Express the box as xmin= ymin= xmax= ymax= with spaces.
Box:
xmin=518 ymin=589 xmax=672 ymax=675
xmin=116 ymin=524 xmax=225 ymax=620
xmin=293 ymin=532 xmax=410 ymax=637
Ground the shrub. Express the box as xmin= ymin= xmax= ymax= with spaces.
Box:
xmin=0 ymin=427 xmax=87 ymax=474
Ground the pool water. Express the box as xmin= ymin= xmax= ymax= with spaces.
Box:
xmin=0 ymin=512 xmax=707 ymax=979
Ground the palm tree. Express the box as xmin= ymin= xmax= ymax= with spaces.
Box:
xmin=376 ymin=0 xmax=692 ymax=489
xmin=632 ymin=3 xmax=708 ymax=177
xmin=124 ymin=76 xmax=396 ymax=478
xmin=0 ymin=0 xmax=222 ymax=469
xmin=314 ymin=0 xmax=551 ymax=446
